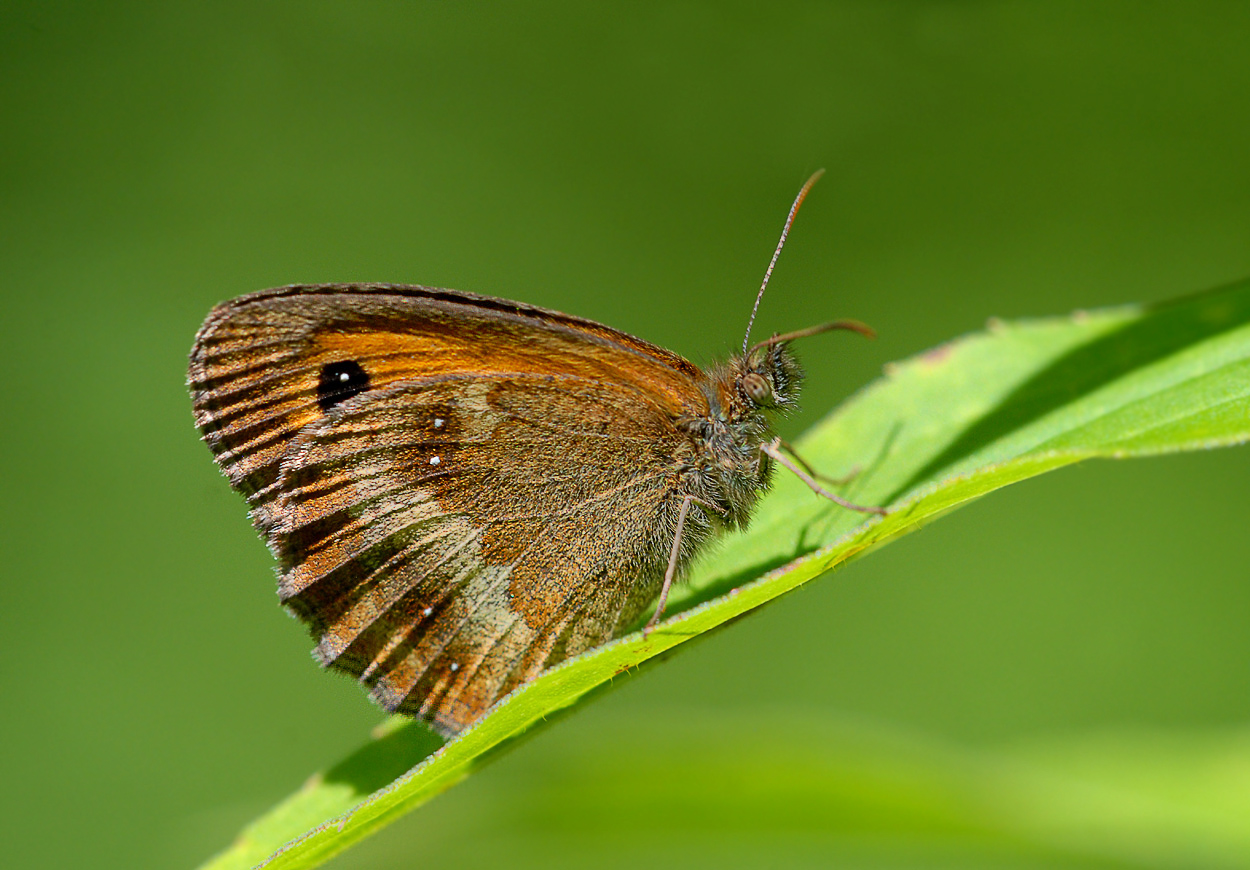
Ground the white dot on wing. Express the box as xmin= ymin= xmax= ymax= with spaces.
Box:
xmin=429 ymin=455 xmax=441 ymax=465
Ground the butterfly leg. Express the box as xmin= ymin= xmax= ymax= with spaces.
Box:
xmin=770 ymin=437 xmax=860 ymax=485
xmin=761 ymin=438 xmax=888 ymax=515
xmin=644 ymin=494 xmax=696 ymax=636
xmin=776 ymin=437 xmax=860 ymax=486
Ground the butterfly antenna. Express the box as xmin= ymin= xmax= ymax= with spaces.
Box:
xmin=742 ymin=168 xmax=826 ymax=356
xmin=746 ymin=319 xmax=875 ymax=359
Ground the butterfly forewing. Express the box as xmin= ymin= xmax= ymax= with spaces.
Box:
xmin=190 ymin=285 xmax=703 ymax=504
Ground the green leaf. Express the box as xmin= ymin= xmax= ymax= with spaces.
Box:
xmin=199 ymin=278 xmax=1250 ymax=870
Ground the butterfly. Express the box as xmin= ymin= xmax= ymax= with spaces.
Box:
xmin=188 ymin=171 xmax=883 ymax=737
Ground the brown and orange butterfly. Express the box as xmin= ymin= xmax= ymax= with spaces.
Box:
xmin=188 ymin=172 xmax=882 ymax=736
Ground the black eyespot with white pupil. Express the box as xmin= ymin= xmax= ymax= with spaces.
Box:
xmin=317 ymin=360 xmax=370 ymax=411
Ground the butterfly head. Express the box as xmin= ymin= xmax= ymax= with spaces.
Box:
xmin=740 ymin=339 xmax=803 ymax=410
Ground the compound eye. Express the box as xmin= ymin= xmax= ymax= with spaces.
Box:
xmin=742 ymin=372 xmax=772 ymax=405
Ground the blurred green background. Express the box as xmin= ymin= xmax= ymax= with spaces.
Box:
xmin=3 ymin=3 xmax=1249 ymax=868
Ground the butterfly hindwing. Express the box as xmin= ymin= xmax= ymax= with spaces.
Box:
xmin=271 ymin=373 xmax=698 ymax=734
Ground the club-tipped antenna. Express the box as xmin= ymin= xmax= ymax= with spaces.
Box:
xmin=742 ymin=168 xmax=826 ymax=356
